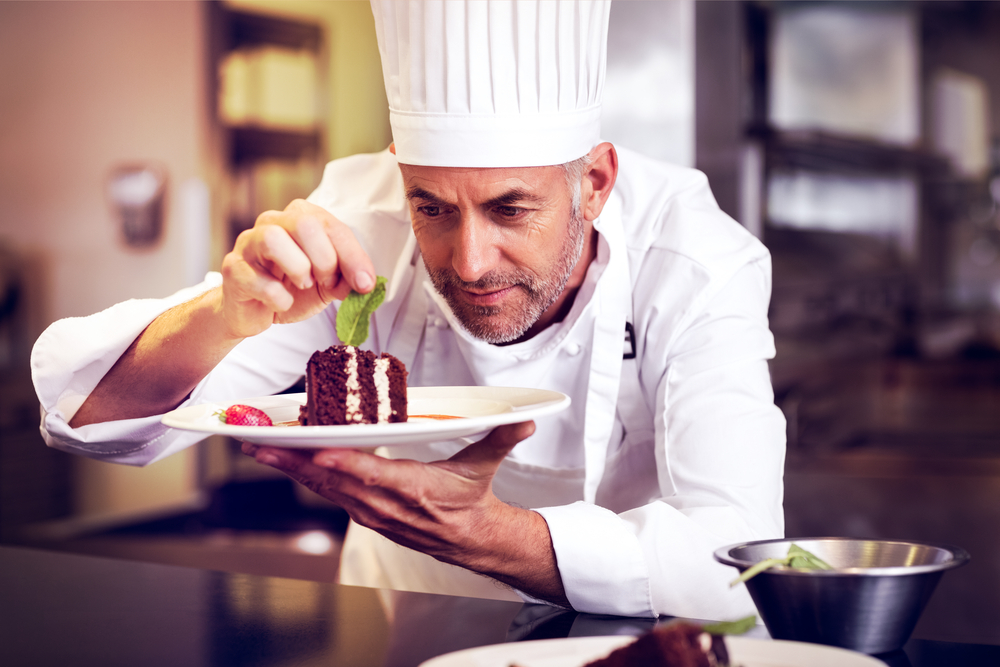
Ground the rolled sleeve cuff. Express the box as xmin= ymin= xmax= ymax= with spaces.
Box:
xmin=39 ymin=400 xmax=211 ymax=467
xmin=534 ymin=501 xmax=655 ymax=617
xmin=31 ymin=273 xmax=223 ymax=467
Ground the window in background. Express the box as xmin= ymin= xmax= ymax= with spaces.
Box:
xmin=769 ymin=4 xmax=920 ymax=145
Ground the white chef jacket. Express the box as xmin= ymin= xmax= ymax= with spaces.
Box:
xmin=32 ymin=147 xmax=785 ymax=620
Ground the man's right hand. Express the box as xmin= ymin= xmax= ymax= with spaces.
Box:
xmin=71 ymin=199 xmax=376 ymax=427
xmin=220 ymin=199 xmax=377 ymax=339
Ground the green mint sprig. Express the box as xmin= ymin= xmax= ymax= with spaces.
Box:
xmin=336 ymin=275 xmax=387 ymax=347
xmin=730 ymin=543 xmax=833 ymax=587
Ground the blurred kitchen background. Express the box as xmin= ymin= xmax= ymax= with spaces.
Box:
xmin=1 ymin=0 xmax=999 ymax=646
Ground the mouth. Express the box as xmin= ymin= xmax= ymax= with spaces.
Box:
xmin=459 ymin=285 xmax=518 ymax=307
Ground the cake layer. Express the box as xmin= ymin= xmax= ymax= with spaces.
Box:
xmin=583 ymin=622 xmax=729 ymax=667
xmin=301 ymin=346 xmax=408 ymax=426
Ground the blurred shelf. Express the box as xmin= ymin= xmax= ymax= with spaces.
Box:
xmin=228 ymin=126 xmax=322 ymax=165
xmin=224 ymin=7 xmax=322 ymax=53
xmin=210 ymin=2 xmax=325 ymax=167
xmin=749 ymin=126 xmax=950 ymax=176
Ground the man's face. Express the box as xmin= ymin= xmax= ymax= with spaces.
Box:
xmin=399 ymin=163 xmax=586 ymax=344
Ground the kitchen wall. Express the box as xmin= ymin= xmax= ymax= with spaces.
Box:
xmin=0 ymin=0 xmax=215 ymax=528
xmin=0 ymin=1 xmax=216 ymax=322
xmin=0 ymin=0 xmax=390 ymax=532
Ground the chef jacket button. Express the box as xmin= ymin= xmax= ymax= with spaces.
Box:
xmin=434 ymin=317 xmax=447 ymax=329
xmin=566 ymin=343 xmax=582 ymax=356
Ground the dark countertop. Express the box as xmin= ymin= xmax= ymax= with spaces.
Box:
xmin=1 ymin=544 xmax=997 ymax=667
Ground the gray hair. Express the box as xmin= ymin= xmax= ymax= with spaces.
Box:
xmin=562 ymin=153 xmax=593 ymax=213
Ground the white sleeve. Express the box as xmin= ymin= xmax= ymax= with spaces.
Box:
xmin=30 ymin=273 xmax=339 ymax=467
xmin=535 ymin=259 xmax=786 ymax=620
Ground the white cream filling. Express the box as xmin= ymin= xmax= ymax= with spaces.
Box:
xmin=374 ymin=358 xmax=392 ymax=422
xmin=345 ymin=347 xmax=363 ymax=423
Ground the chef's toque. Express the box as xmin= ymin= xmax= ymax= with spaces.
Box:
xmin=370 ymin=0 xmax=610 ymax=168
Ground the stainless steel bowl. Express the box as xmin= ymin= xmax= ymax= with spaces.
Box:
xmin=714 ymin=537 xmax=970 ymax=654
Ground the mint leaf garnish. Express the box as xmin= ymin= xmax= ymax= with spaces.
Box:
xmin=729 ymin=543 xmax=833 ymax=587
xmin=702 ymin=615 xmax=757 ymax=636
xmin=336 ymin=275 xmax=386 ymax=346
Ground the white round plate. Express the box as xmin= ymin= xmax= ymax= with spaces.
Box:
xmin=417 ymin=635 xmax=887 ymax=667
xmin=162 ymin=386 xmax=570 ymax=448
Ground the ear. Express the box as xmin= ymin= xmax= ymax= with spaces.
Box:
xmin=580 ymin=142 xmax=618 ymax=222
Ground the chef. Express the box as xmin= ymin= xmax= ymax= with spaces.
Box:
xmin=32 ymin=0 xmax=785 ymax=619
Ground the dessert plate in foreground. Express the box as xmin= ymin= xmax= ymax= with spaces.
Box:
xmin=162 ymin=386 xmax=570 ymax=448
xmin=417 ymin=635 xmax=886 ymax=667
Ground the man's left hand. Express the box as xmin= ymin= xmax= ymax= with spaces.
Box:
xmin=241 ymin=421 xmax=569 ymax=606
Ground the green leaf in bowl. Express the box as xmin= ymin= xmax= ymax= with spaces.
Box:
xmin=730 ymin=543 xmax=833 ymax=586
xmin=702 ymin=614 xmax=757 ymax=636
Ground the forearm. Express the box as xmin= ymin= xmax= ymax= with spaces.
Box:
xmin=446 ymin=501 xmax=569 ymax=607
xmin=70 ymin=287 xmax=244 ymax=426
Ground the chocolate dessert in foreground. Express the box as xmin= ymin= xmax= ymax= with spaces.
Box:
xmin=583 ymin=621 xmax=732 ymax=667
xmin=300 ymin=346 xmax=408 ymax=425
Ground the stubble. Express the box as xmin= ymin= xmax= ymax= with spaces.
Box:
xmin=426 ymin=209 xmax=586 ymax=344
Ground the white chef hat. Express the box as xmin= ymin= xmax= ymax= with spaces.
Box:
xmin=370 ymin=0 xmax=610 ymax=168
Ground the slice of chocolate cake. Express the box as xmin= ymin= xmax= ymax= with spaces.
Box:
xmin=300 ymin=346 xmax=408 ymax=425
xmin=582 ymin=621 xmax=732 ymax=667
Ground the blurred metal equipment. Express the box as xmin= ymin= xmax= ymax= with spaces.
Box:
xmin=716 ymin=537 xmax=970 ymax=654
xmin=106 ymin=164 xmax=167 ymax=248
xmin=603 ymin=0 xmax=695 ymax=167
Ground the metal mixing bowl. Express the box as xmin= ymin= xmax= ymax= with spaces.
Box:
xmin=714 ymin=537 xmax=970 ymax=654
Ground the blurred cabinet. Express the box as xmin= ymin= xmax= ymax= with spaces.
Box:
xmin=698 ymin=2 xmax=1000 ymax=314
xmin=0 ymin=374 xmax=71 ymax=542
xmin=208 ymin=2 xmax=326 ymax=239
xmin=698 ymin=2 xmax=1000 ymax=451
xmin=739 ymin=2 xmax=938 ymax=319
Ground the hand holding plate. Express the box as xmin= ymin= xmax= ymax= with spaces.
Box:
xmin=241 ymin=420 xmax=569 ymax=605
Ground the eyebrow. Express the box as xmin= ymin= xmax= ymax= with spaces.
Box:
xmin=404 ymin=186 xmax=445 ymax=204
xmin=484 ymin=188 xmax=543 ymax=209
xmin=404 ymin=186 xmax=544 ymax=209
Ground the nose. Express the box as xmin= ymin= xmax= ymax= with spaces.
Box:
xmin=451 ymin=215 xmax=498 ymax=283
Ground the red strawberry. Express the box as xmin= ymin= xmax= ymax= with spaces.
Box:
xmin=218 ymin=404 xmax=273 ymax=427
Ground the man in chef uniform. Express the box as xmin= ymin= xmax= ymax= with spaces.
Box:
xmin=32 ymin=1 xmax=784 ymax=620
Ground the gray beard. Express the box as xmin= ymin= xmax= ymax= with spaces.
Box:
xmin=426 ymin=209 xmax=586 ymax=344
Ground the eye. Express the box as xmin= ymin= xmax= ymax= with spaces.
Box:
xmin=495 ymin=206 xmax=522 ymax=218
xmin=417 ymin=205 xmax=442 ymax=217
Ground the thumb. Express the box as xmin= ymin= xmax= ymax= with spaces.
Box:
xmin=447 ymin=421 xmax=536 ymax=472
